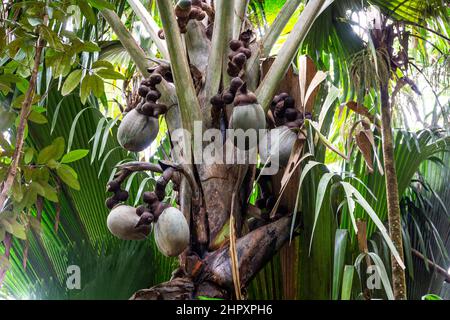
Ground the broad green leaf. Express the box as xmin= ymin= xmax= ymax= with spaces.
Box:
xmin=340 ymin=265 xmax=354 ymax=300
xmin=24 ymin=148 xmax=34 ymax=164
xmin=0 ymin=110 xmax=16 ymax=131
xmin=28 ymin=110 xmax=48 ymax=124
xmin=80 ymin=74 xmax=91 ymax=104
xmin=56 ymin=164 xmax=80 ymax=190
xmin=95 ymin=68 xmax=125 ymax=80
xmin=88 ymin=74 xmax=105 ymax=98
xmin=88 ymin=0 xmax=115 ymax=10
xmin=78 ymin=0 xmax=97 ymax=25
xmin=82 ymin=41 xmax=101 ymax=52
xmin=92 ymin=60 xmax=114 ymax=69
xmin=62 ymin=70 xmax=82 ymax=96
xmin=310 ymin=172 xmax=337 ymax=254
xmin=37 ymin=145 xmax=57 ymax=164
xmin=332 ymin=229 xmax=348 ymax=300
xmin=61 ymin=149 xmax=89 ymax=163
xmin=39 ymin=182 xmax=59 ymax=203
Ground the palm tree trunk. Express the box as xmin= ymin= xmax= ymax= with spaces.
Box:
xmin=380 ymin=83 xmax=407 ymax=300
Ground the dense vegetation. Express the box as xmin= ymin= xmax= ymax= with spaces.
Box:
xmin=0 ymin=0 xmax=449 ymax=300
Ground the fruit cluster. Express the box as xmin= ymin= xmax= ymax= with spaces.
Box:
xmin=210 ymin=30 xmax=255 ymax=111
xmin=270 ymin=93 xmax=312 ymax=128
xmin=105 ymin=180 xmax=129 ymax=209
xmin=227 ymin=30 xmax=253 ymax=77
xmin=159 ymin=0 xmax=212 ymax=38
xmin=131 ymin=73 xmax=168 ymax=118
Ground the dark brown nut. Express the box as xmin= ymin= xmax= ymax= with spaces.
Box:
xmin=175 ymin=0 xmax=192 ymax=19
xmin=136 ymin=205 xmax=148 ymax=216
xmin=107 ymin=180 xmax=120 ymax=192
xmin=106 ymin=197 xmax=119 ymax=210
xmin=141 ymin=79 xmax=152 ymax=87
xmin=210 ymin=94 xmax=225 ymax=108
xmin=149 ymin=74 xmax=163 ymax=86
xmin=189 ymin=8 xmax=203 ymax=20
xmin=143 ymin=191 xmax=157 ymax=204
xmin=146 ymin=90 xmax=161 ymax=102
xmin=158 ymin=29 xmax=165 ymax=39
xmin=232 ymin=53 xmax=247 ymax=68
xmin=191 ymin=0 xmax=202 ymax=5
xmin=304 ymin=112 xmax=312 ymax=120
xmin=239 ymin=30 xmax=253 ymax=44
xmin=116 ymin=190 xmax=129 ymax=202
xmin=138 ymin=86 xmax=150 ymax=98
xmin=195 ymin=11 xmax=206 ymax=21
xmin=153 ymin=103 xmax=168 ymax=116
xmin=229 ymin=40 xmax=243 ymax=51
xmin=141 ymin=102 xmax=154 ymax=116
xmin=284 ymin=96 xmax=295 ymax=109
xmin=230 ymin=77 xmax=244 ymax=93
xmin=237 ymin=47 xmax=252 ymax=58
xmin=222 ymin=92 xmax=235 ymax=105
xmin=227 ymin=62 xmax=241 ymax=77
xmin=285 ymin=108 xmax=298 ymax=122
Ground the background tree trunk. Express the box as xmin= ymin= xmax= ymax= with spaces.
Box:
xmin=380 ymin=83 xmax=407 ymax=300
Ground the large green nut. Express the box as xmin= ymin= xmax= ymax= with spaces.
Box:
xmin=154 ymin=207 xmax=190 ymax=257
xmin=107 ymin=205 xmax=150 ymax=240
xmin=117 ymin=109 xmax=159 ymax=152
xmin=229 ymin=103 xmax=266 ymax=150
xmin=259 ymin=125 xmax=297 ymax=168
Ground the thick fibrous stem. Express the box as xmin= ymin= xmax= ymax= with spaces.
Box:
xmin=380 ymin=83 xmax=407 ymax=300
xmin=204 ymin=0 xmax=235 ymax=123
xmin=157 ymin=0 xmax=202 ymax=134
xmin=0 ymin=17 xmax=47 ymax=211
xmin=203 ymin=216 xmax=292 ymax=290
xmin=256 ymin=0 xmax=326 ymax=112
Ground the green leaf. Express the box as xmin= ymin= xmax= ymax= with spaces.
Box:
xmin=80 ymin=74 xmax=91 ymax=104
xmin=62 ymin=69 xmax=82 ymax=96
xmin=37 ymin=137 xmax=65 ymax=164
xmin=28 ymin=110 xmax=48 ymax=124
xmin=78 ymin=0 xmax=97 ymax=25
xmin=61 ymin=149 xmax=89 ymax=163
xmin=0 ymin=110 xmax=16 ymax=131
xmin=91 ymin=117 xmax=107 ymax=164
xmin=422 ymin=294 xmax=443 ymax=300
xmin=88 ymin=0 xmax=114 ymax=10
xmin=332 ymin=230 xmax=348 ymax=300
xmin=82 ymin=41 xmax=101 ymax=52
xmin=92 ymin=60 xmax=114 ymax=69
xmin=310 ymin=172 xmax=337 ymax=254
xmin=24 ymin=148 xmax=34 ymax=164
xmin=88 ymin=74 xmax=105 ymax=98
xmin=56 ymin=164 xmax=80 ymax=190
xmin=367 ymin=253 xmax=395 ymax=300
xmin=39 ymin=182 xmax=59 ymax=203
xmin=340 ymin=265 xmax=354 ymax=300
xmin=95 ymin=68 xmax=125 ymax=80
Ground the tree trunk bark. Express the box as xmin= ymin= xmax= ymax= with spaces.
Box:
xmin=380 ymin=83 xmax=407 ymax=300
